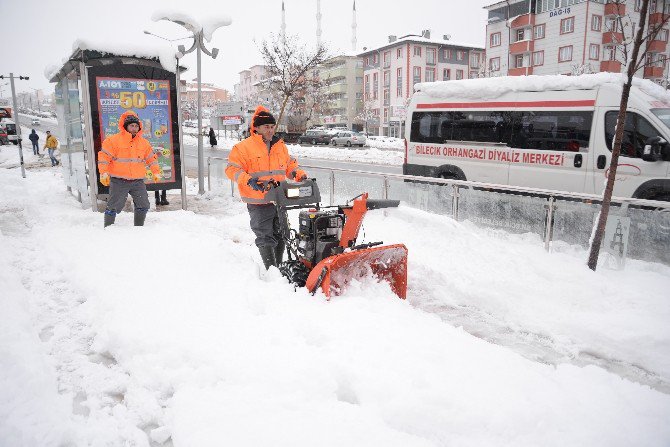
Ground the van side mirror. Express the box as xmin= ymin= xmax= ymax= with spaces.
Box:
xmin=642 ymin=136 xmax=665 ymax=162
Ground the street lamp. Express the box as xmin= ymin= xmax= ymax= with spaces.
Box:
xmin=152 ymin=16 xmax=230 ymax=195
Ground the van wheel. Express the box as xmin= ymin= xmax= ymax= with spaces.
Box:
xmin=346 ymin=141 xmax=352 ymax=147
xmin=311 ymin=139 xmax=316 ymax=145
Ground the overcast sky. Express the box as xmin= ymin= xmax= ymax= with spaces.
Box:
xmin=0 ymin=0 xmax=491 ymax=96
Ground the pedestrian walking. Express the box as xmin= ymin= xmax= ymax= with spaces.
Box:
xmin=209 ymin=127 xmax=217 ymax=148
xmin=98 ymin=110 xmax=161 ymax=227
xmin=225 ymin=106 xmax=307 ymax=269
xmin=28 ymin=129 xmax=40 ymax=156
xmin=44 ymin=131 xmax=59 ymax=166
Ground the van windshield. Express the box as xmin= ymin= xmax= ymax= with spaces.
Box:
xmin=651 ymin=108 xmax=670 ymax=130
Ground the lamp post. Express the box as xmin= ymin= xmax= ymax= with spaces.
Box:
xmin=152 ymin=18 xmax=228 ymax=195
xmin=0 ymin=73 xmax=29 ymax=178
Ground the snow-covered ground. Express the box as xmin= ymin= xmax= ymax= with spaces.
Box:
xmin=1 ymin=153 xmax=669 ymax=446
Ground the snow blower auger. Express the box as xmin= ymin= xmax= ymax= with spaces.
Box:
xmin=263 ymin=178 xmax=408 ymax=300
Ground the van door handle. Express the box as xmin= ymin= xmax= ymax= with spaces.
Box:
xmin=597 ymin=155 xmax=607 ymax=169
xmin=574 ymin=153 xmax=583 ymax=168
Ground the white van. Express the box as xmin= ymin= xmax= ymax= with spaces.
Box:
xmin=404 ymin=73 xmax=670 ymax=201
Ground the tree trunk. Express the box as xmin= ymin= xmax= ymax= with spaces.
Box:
xmin=276 ymin=96 xmax=290 ymax=131
xmin=587 ymin=0 xmax=649 ymax=271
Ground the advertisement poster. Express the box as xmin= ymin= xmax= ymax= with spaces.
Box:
xmin=96 ymin=77 xmax=174 ymax=184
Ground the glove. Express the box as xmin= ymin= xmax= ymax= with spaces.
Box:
xmin=297 ymin=173 xmax=307 ymax=181
xmin=100 ymin=173 xmax=110 ymax=186
xmin=153 ymin=172 xmax=162 ymax=182
xmin=247 ymin=176 xmax=265 ymax=192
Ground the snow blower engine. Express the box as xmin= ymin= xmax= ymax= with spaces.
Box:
xmin=263 ymin=178 xmax=408 ymax=299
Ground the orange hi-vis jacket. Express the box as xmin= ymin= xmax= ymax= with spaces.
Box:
xmin=98 ymin=110 xmax=160 ymax=180
xmin=226 ymin=133 xmax=306 ymax=204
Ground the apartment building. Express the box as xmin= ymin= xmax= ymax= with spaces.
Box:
xmin=317 ymin=54 xmax=364 ymax=130
xmin=358 ymin=30 xmax=485 ymax=136
xmin=485 ymin=0 xmax=670 ymax=82
xmin=234 ymin=65 xmax=271 ymax=107
xmin=179 ymin=81 xmax=230 ymax=105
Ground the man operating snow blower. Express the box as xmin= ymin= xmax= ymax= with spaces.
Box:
xmin=225 ymin=106 xmax=307 ymax=270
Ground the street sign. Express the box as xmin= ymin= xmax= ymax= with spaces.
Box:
xmin=215 ymin=101 xmax=243 ymax=117
xmin=221 ymin=115 xmax=242 ymax=125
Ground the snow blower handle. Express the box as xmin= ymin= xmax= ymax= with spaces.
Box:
xmin=365 ymin=199 xmax=400 ymax=210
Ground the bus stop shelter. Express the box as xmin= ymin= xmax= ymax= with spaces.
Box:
xmin=48 ymin=43 xmax=186 ymax=211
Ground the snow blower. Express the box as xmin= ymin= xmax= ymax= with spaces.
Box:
xmin=263 ymin=178 xmax=408 ymax=299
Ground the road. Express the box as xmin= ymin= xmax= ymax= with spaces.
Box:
xmin=20 ymin=115 xmax=401 ymax=175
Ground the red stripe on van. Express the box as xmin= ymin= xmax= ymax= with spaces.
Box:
xmin=416 ymin=100 xmax=596 ymax=109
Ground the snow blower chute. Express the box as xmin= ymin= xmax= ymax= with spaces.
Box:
xmin=263 ymin=179 xmax=408 ymax=299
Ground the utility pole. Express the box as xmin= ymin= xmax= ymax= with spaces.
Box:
xmin=0 ymin=73 xmax=30 ymax=178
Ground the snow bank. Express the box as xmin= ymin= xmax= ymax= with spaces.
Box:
xmin=1 ymin=167 xmax=669 ymax=446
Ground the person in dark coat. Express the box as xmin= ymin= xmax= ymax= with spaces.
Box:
xmin=28 ymin=129 xmax=40 ymax=156
xmin=208 ymin=127 xmax=217 ymax=147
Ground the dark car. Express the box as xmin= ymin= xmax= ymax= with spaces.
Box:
xmin=297 ymin=130 xmax=332 ymax=145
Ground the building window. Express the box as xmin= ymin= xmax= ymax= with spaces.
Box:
xmin=532 ymin=51 xmax=544 ymax=66
xmin=515 ymin=28 xmax=530 ymax=42
xmin=659 ymin=29 xmax=669 ymax=42
xmin=604 ymin=46 xmax=617 ymax=61
xmin=383 ymin=108 xmax=389 ymax=122
xmin=396 ymin=68 xmax=403 ymax=96
xmin=443 ymin=68 xmax=451 ymax=80
xmin=383 ymin=89 xmax=390 ymax=106
xmin=470 ymin=53 xmax=480 ymax=68
xmin=383 ymin=51 xmax=391 ymax=68
xmin=559 ymin=45 xmax=573 ymax=62
xmin=592 ymin=15 xmax=602 ymax=32
xmin=444 ymin=48 xmax=452 ymax=59
xmin=383 ymin=70 xmax=390 ymax=87
xmin=425 ymin=68 xmax=436 ymax=82
xmin=534 ymin=24 xmax=545 ymax=40
xmin=469 ymin=72 xmax=478 ymax=79
xmin=427 ymin=48 xmax=436 ymax=65
xmin=414 ymin=46 xmax=422 ymax=57
xmin=372 ymin=53 xmax=379 ymax=64
xmin=396 ymin=47 xmax=403 ymax=59
xmin=456 ymin=50 xmax=465 ymax=61
xmin=515 ymin=54 xmax=528 ymax=68
xmin=456 ymin=69 xmax=464 ymax=80
xmin=373 ymin=73 xmax=378 ymax=99
xmin=635 ymin=0 xmax=642 ymax=10
xmin=560 ymin=17 xmax=575 ymax=34
xmin=364 ymin=74 xmax=370 ymax=99
xmin=605 ymin=17 xmax=619 ymax=33
xmin=413 ymin=66 xmax=421 ymax=85
xmin=490 ymin=57 xmax=501 ymax=71
xmin=490 ymin=32 xmax=501 ymax=47
xmin=589 ymin=44 xmax=600 ymax=60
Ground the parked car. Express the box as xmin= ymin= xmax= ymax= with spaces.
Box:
xmin=330 ymin=131 xmax=367 ymax=147
xmin=297 ymin=130 xmax=332 ymax=145
xmin=31 ymin=118 xmax=40 ymax=125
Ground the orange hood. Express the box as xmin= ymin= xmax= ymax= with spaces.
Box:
xmin=117 ymin=110 xmax=144 ymax=138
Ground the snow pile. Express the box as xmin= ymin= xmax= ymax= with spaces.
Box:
xmin=1 ymin=166 xmax=670 ymax=446
xmin=287 ymin=143 xmax=402 ymax=165
xmin=366 ymin=137 xmax=404 ymax=151
xmin=151 ymin=10 xmax=232 ymax=42
xmin=415 ymin=72 xmax=670 ymax=103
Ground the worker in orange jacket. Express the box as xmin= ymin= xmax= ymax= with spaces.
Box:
xmin=226 ymin=106 xmax=307 ymax=269
xmin=98 ymin=110 xmax=161 ymax=227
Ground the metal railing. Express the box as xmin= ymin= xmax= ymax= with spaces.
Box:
xmin=203 ymin=155 xmax=670 ymax=259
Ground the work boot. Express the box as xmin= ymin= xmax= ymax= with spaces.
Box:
xmin=160 ymin=191 xmax=169 ymax=206
xmin=258 ymin=245 xmax=276 ymax=270
xmin=155 ymin=191 xmax=161 ymax=206
xmin=134 ymin=210 xmax=147 ymax=226
xmin=104 ymin=210 xmax=116 ymax=228
xmin=275 ymin=239 xmax=285 ymax=264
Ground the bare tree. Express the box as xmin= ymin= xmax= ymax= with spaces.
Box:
xmin=588 ymin=0 xmax=670 ymax=270
xmin=355 ymin=98 xmax=377 ymax=135
xmin=258 ymin=33 xmax=329 ymax=128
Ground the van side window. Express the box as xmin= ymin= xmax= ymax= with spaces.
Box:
xmin=605 ymin=111 xmax=660 ymax=158
xmin=512 ymin=111 xmax=592 ymax=151
xmin=411 ymin=112 xmax=441 ymax=143
xmin=410 ymin=111 xmax=513 ymax=144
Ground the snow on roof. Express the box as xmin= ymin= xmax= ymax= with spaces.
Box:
xmin=45 ymin=37 xmax=180 ymax=81
xmin=358 ymin=34 xmax=484 ymax=56
xmin=151 ymin=9 xmax=232 ymax=42
xmin=414 ymin=72 xmax=670 ymax=103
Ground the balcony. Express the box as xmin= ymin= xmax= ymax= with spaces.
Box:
xmin=649 ymin=12 xmax=670 ymax=26
xmin=604 ymin=2 xmax=625 ymax=16
xmin=509 ymin=40 xmax=534 ymax=54
xmin=600 ymin=60 xmax=622 ymax=72
xmin=644 ymin=66 xmax=665 ymax=78
xmin=511 ymin=13 xmax=534 ymax=28
xmin=602 ymin=32 xmax=624 ymax=45
xmin=648 ymin=39 xmax=667 ymax=52
xmin=327 ymin=83 xmax=348 ymax=94
xmin=508 ymin=67 xmax=533 ymax=76
xmin=322 ymin=67 xmax=348 ymax=79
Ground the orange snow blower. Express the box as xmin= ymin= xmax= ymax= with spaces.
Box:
xmin=264 ymin=179 xmax=408 ymax=299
